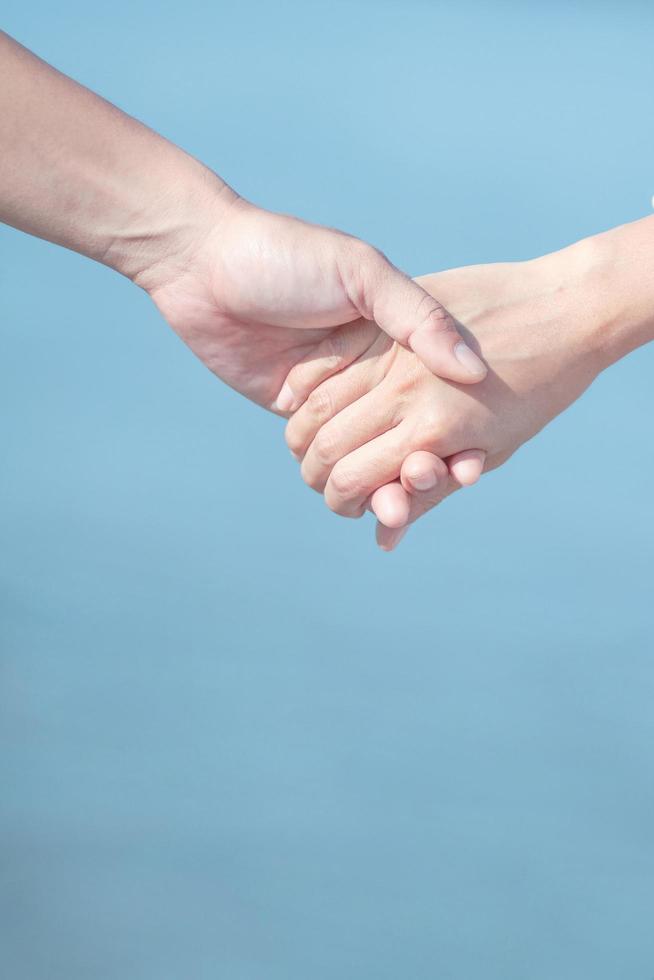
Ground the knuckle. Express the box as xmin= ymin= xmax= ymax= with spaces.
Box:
xmin=365 ymin=243 xmax=389 ymax=272
xmin=339 ymin=237 xmax=390 ymax=320
xmin=306 ymin=386 xmax=334 ymax=424
xmin=311 ymin=426 xmax=339 ymax=467
xmin=349 ymin=236 xmax=380 ymax=264
xmin=418 ymin=299 xmax=456 ymax=336
xmin=347 ymin=238 xmax=386 ymax=287
xmin=419 ymin=406 xmax=445 ymax=442
xmin=328 ymin=463 xmax=361 ymax=504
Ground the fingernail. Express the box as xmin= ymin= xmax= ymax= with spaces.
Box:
xmin=454 ymin=342 xmax=486 ymax=379
xmin=275 ymin=382 xmax=296 ymax=412
xmin=408 ymin=470 xmax=437 ymax=491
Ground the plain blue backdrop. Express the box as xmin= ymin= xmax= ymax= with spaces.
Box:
xmin=2 ymin=2 xmax=654 ymax=978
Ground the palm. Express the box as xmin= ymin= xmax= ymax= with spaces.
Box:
xmin=148 ymin=205 xmax=365 ymax=411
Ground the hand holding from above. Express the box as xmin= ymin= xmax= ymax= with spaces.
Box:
xmin=0 ymin=30 xmax=487 ymax=422
xmin=139 ymin=196 xmax=488 ymax=412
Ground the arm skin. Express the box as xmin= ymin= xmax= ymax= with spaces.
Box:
xmin=281 ymin=216 xmax=654 ymax=548
xmin=0 ymin=30 xmax=487 ymax=420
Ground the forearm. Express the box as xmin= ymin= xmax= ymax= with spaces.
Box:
xmin=0 ymin=31 xmax=233 ymax=284
xmin=540 ymin=215 xmax=654 ymax=374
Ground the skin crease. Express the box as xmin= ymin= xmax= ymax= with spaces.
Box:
xmin=282 ymin=223 xmax=654 ymax=549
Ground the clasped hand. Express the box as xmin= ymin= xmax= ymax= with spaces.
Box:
xmin=280 ymin=250 xmax=603 ymax=550
xmin=3 ymin=31 xmax=651 ymax=554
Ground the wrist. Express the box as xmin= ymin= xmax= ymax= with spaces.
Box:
xmin=104 ymin=153 xmax=240 ymax=292
xmin=535 ymin=217 xmax=654 ymax=377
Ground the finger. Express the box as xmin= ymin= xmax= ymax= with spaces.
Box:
xmin=351 ymin=245 xmax=487 ymax=383
xmin=300 ymin=386 xmax=399 ymax=495
xmin=374 ymin=449 xmax=485 ymax=551
xmin=370 ymin=453 xmax=448 ymax=528
xmin=369 ymin=482 xmax=411 ymax=529
xmin=285 ymin=333 xmax=392 ymax=460
xmin=322 ymin=421 xmax=416 ymax=518
xmin=447 ymin=448 xmax=486 ymax=486
xmin=274 ymin=318 xmax=379 ymax=413
xmin=372 ymin=454 xmax=449 ymax=546
xmin=375 ymin=473 xmax=460 ymax=551
xmin=400 ymin=450 xmax=450 ymax=493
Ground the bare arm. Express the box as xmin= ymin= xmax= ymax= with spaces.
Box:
xmin=0 ymin=31 xmax=487 ymax=398
xmin=0 ymin=31 xmax=231 ymax=282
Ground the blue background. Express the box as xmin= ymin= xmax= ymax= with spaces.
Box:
xmin=2 ymin=2 xmax=654 ymax=977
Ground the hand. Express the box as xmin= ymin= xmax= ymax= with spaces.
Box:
xmin=138 ymin=195 xmax=487 ymax=412
xmin=283 ymin=243 xmax=612 ymax=546
xmin=370 ymin=448 xmax=487 ymax=550
xmin=367 ymin=445 xmax=487 ymax=550
xmin=0 ymin=34 xmax=486 ymax=413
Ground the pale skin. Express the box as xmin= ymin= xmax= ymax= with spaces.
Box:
xmin=0 ymin=30 xmax=487 ymax=430
xmin=282 ymin=217 xmax=654 ymax=549
xmin=4 ymin=32 xmax=654 ymax=555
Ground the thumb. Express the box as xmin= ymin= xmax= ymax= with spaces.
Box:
xmin=352 ymin=245 xmax=487 ymax=383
